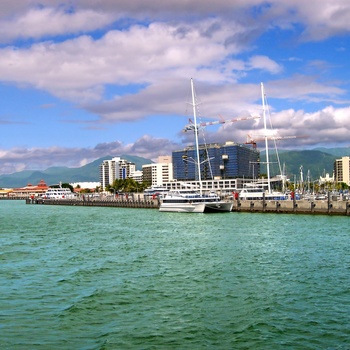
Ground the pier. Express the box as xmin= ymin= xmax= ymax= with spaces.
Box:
xmin=233 ymin=198 xmax=350 ymax=216
xmin=25 ymin=196 xmax=159 ymax=209
xmin=23 ymin=195 xmax=350 ymax=215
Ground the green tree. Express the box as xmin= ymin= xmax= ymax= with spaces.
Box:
xmin=52 ymin=183 xmax=73 ymax=191
xmin=108 ymin=178 xmax=150 ymax=193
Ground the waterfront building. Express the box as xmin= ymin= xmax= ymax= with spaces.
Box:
xmin=142 ymin=156 xmax=173 ymax=186
xmin=9 ymin=179 xmax=49 ymax=197
xmin=334 ymin=156 xmax=350 ymax=185
xmin=161 ymin=176 xmax=282 ymax=195
xmin=99 ymin=157 xmax=136 ymax=189
xmin=70 ymin=182 xmax=101 ymax=190
xmin=0 ymin=189 xmax=13 ymax=198
xmin=172 ymin=141 xmax=260 ymax=181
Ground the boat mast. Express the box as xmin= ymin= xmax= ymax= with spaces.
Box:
xmin=261 ymin=82 xmax=271 ymax=194
xmin=190 ymin=78 xmax=202 ymax=194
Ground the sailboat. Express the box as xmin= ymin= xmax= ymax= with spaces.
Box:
xmin=159 ymin=79 xmax=233 ymax=213
xmin=239 ymin=83 xmax=287 ymax=201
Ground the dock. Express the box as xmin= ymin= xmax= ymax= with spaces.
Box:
xmin=23 ymin=195 xmax=350 ymax=215
xmin=25 ymin=196 xmax=159 ymax=209
xmin=233 ymin=197 xmax=350 ymax=216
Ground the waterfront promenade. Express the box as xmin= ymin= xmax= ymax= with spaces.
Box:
xmin=21 ymin=195 xmax=350 ymax=216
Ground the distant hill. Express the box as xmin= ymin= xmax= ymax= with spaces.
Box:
xmin=313 ymin=146 xmax=350 ymax=157
xmin=260 ymin=150 xmax=337 ymax=180
xmin=0 ymin=155 xmax=154 ymax=188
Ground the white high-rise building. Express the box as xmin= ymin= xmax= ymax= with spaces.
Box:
xmin=99 ymin=157 xmax=136 ymax=189
xmin=142 ymin=156 xmax=173 ymax=186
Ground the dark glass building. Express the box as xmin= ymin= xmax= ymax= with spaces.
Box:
xmin=172 ymin=142 xmax=260 ymax=181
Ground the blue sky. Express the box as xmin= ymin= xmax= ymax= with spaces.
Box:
xmin=0 ymin=0 xmax=350 ymax=175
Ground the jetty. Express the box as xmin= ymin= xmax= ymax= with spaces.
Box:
xmin=232 ymin=197 xmax=350 ymax=216
xmin=23 ymin=194 xmax=350 ymax=216
xmin=25 ymin=195 xmax=159 ymax=209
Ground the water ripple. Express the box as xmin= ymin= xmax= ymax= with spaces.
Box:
xmin=1 ymin=202 xmax=350 ymax=349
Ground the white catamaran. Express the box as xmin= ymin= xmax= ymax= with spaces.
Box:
xmin=159 ymin=79 xmax=233 ymax=213
xmin=239 ymin=83 xmax=288 ymax=201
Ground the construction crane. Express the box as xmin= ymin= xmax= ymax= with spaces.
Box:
xmin=182 ymin=115 xmax=259 ymax=132
xmin=245 ymin=134 xmax=300 ymax=149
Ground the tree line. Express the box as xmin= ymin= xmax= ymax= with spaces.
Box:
xmin=105 ymin=178 xmax=150 ymax=194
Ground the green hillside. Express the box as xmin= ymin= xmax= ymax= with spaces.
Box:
xmin=261 ymin=150 xmax=336 ymax=180
xmin=314 ymin=147 xmax=350 ymax=157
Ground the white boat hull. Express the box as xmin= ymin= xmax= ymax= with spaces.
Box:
xmin=204 ymin=201 xmax=233 ymax=212
xmin=159 ymin=202 xmax=206 ymax=213
xmin=159 ymin=198 xmax=233 ymax=213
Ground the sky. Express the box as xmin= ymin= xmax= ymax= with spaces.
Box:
xmin=0 ymin=0 xmax=350 ymax=175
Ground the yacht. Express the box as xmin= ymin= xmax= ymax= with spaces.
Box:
xmin=159 ymin=79 xmax=233 ymax=213
xmin=160 ymin=189 xmax=233 ymax=213
xmin=239 ymin=83 xmax=289 ymax=201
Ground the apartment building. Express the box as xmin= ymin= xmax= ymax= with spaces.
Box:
xmin=99 ymin=157 xmax=136 ymax=189
xmin=142 ymin=156 xmax=173 ymax=186
xmin=334 ymin=156 xmax=350 ymax=185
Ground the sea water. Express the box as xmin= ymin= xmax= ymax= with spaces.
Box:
xmin=0 ymin=200 xmax=349 ymax=349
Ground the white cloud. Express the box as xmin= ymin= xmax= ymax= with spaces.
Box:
xmin=0 ymin=102 xmax=349 ymax=176
xmin=247 ymin=55 xmax=283 ymax=74
xmin=0 ymin=135 xmax=180 ymax=175
xmin=211 ymin=105 xmax=350 ymax=149
xmin=0 ymin=7 xmax=115 ymax=43
xmin=0 ymin=19 xmax=255 ymax=103
xmin=2 ymin=1 xmax=350 ymax=43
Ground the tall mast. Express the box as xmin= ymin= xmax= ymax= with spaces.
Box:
xmin=261 ymin=82 xmax=271 ymax=194
xmin=190 ymin=78 xmax=202 ymax=194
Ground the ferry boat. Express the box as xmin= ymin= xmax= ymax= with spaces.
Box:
xmin=42 ymin=187 xmax=76 ymax=199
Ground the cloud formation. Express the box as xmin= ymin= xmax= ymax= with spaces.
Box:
xmin=0 ymin=136 xmax=180 ymax=175
xmin=0 ymin=0 xmax=349 ymax=176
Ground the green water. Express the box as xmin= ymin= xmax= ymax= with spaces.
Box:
xmin=1 ymin=201 xmax=349 ymax=349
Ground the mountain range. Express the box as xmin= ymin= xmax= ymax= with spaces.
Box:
xmin=1 ymin=148 xmax=349 ymax=188
xmin=0 ymin=155 xmax=153 ymax=188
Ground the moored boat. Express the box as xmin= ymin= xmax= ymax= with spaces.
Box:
xmin=160 ymin=188 xmax=233 ymax=213
xmin=239 ymin=83 xmax=288 ymax=201
xmin=239 ymin=185 xmax=287 ymax=200
xmin=42 ymin=187 xmax=76 ymax=199
xmin=159 ymin=78 xmax=233 ymax=213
